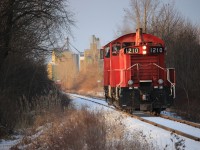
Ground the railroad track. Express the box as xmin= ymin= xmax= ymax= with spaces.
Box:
xmin=139 ymin=111 xmax=200 ymax=129
xmin=159 ymin=114 xmax=200 ymax=129
xmin=69 ymin=93 xmax=200 ymax=142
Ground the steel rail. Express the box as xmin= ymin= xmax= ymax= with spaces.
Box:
xmin=159 ymin=114 xmax=200 ymax=129
xmin=69 ymin=94 xmax=200 ymax=142
xmin=142 ymin=111 xmax=200 ymax=129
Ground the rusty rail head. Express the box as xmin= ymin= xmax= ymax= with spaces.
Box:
xmin=69 ymin=94 xmax=200 ymax=142
xmin=160 ymin=114 xmax=200 ymax=129
xmin=132 ymin=114 xmax=200 ymax=141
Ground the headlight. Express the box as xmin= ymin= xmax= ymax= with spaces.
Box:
xmin=142 ymin=45 xmax=147 ymax=50
xmin=128 ymin=80 xmax=134 ymax=85
xmin=142 ymin=50 xmax=147 ymax=55
xmin=158 ymin=79 xmax=164 ymax=84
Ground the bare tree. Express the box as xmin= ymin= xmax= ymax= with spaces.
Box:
xmin=151 ymin=3 xmax=184 ymax=68
xmin=0 ymin=0 xmax=75 ymax=132
xmin=150 ymin=3 xmax=183 ymax=42
xmin=172 ymin=22 xmax=200 ymax=112
xmin=124 ymin=0 xmax=160 ymax=33
xmin=0 ymin=0 xmax=74 ymax=63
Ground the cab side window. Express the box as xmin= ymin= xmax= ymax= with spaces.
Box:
xmin=122 ymin=42 xmax=135 ymax=48
xmin=105 ymin=47 xmax=110 ymax=58
xmin=112 ymin=42 xmax=121 ymax=56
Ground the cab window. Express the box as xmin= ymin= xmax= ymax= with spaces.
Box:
xmin=112 ymin=42 xmax=121 ymax=56
xmin=122 ymin=42 xmax=135 ymax=48
xmin=105 ymin=46 xmax=110 ymax=58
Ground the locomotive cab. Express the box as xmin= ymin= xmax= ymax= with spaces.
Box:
xmin=102 ymin=28 xmax=175 ymax=114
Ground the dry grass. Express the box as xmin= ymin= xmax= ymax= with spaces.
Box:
xmin=58 ymin=62 xmax=103 ymax=94
xmin=13 ymin=108 xmax=156 ymax=150
xmin=174 ymin=103 xmax=200 ymax=123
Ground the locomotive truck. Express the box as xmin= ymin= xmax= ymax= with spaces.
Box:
xmin=100 ymin=28 xmax=175 ymax=114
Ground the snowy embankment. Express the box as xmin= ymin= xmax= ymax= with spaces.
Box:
xmin=1 ymin=93 xmax=200 ymax=150
xmin=0 ymin=135 xmax=22 ymax=150
xmin=70 ymin=94 xmax=200 ymax=150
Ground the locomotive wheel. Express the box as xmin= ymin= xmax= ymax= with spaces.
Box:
xmin=106 ymin=97 xmax=113 ymax=105
xmin=105 ymin=96 xmax=108 ymax=102
xmin=113 ymin=99 xmax=121 ymax=109
xmin=125 ymin=108 xmax=133 ymax=114
xmin=152 ymin=108 xmax=161 ymax=116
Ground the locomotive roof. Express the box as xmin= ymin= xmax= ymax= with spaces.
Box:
xmin=103 ymin=32 xmax=165 ymax=48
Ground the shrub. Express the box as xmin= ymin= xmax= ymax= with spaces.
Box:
xmin=0 ymin=55 xmax=71 ymax=137
xmin=14 ymin=109 xmax=156 ymax=150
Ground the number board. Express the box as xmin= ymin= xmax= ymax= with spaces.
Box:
xmin=150 ymin=47 xmax=164 ymax=54
xmin=124 ymin=47 xmax=139 ymax=54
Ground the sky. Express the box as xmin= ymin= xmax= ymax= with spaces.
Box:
xmin=69 ymin=0 xmax=200 ymax=53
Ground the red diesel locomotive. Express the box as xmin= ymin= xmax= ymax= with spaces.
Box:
xmin=100 ymin=28 xmax=175 ymax=114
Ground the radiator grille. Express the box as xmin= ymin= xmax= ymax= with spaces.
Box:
xmin=131 ymin=55 xmax=159 ymax=81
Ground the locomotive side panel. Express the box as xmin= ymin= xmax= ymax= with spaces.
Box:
xmin=110 ymin=56 xmax=120 ymax=87
xmin=119 ymin=53 xmax=131 ymax=87
xmin=103 ymin=58 xmax=110 ymax=86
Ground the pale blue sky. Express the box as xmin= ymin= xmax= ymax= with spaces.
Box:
xmin=69 ymin=0 xmax=200 ymax=52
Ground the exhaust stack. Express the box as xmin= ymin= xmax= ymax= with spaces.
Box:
xmin=135 ymin=28 xmax=144 ymax=46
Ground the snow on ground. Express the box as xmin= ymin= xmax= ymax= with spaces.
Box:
xmin=70 ymin=94 xmax=200 ymax=150
xmin=142 ymin=117 xmax=200 ymax=138
xmin=1 ymin=93 xmax=200 ymax=150
xmin=123 ymin=117 xmax=200 ymax=150
xmin=0 ymin=123 xmax=52 ymax=150
xmin=0 ymin=135 xmax=22 ymax=150
xmin=161 ymin=110 xmax=182 ymax=120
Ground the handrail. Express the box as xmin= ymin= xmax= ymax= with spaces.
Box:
xmin=139 ymin=63 xmax=152 ymax=67
xmin=167 ymin=68 xmax=176 ymax=98
xmin=153 ymin=63 xmax=166 ymax=71
xmin=127 ymin=63 xmax=138 ymax=70
xmin=115 ymin=63 xmax=175 ymax=99
xmin=117 ymin=70 xmax=124 ymax=87
xmin=153 ymin=63 xmax=176 ymax=99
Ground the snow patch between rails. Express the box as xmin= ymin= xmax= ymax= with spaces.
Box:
xmin=71 ymin=95 xmax=200 ymax=150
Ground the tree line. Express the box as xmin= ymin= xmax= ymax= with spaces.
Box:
xmin=118 ymin=0 xmax=200 ymax=121
xmin=0 ymin=0 xmax=74 ymax=136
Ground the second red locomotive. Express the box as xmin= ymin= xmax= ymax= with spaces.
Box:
xmin=100 ymin=28 xmax=175 ymax=114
